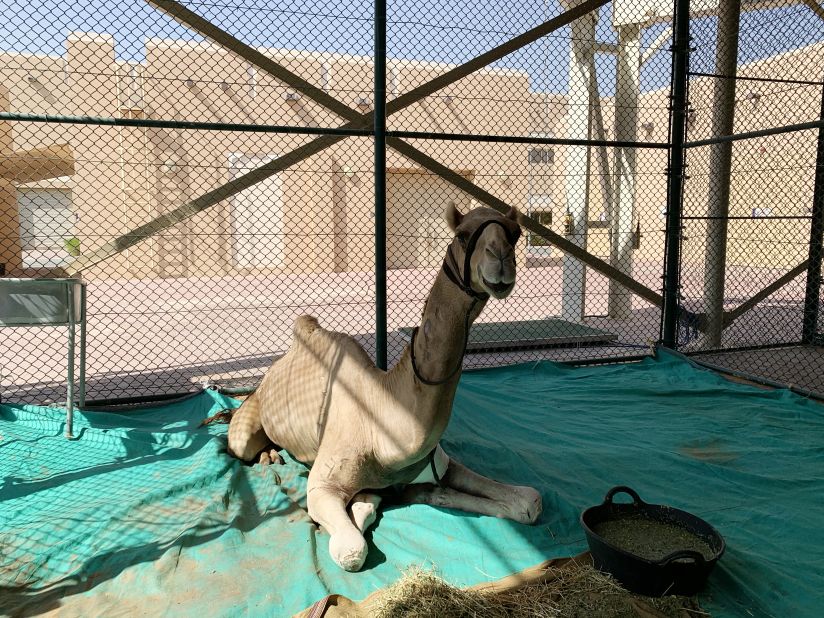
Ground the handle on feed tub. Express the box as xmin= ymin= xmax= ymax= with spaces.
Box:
xmin=659 ymin=549 xmax=706 ymax=566
xmin=603 ymin=486 xmax=645 ymax=506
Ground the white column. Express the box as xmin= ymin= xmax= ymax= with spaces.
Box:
xmin=608 ymin=23 xmax=641 ymax=319
xmin=561 ymin=9 xmax=597 ymax=322
xmin=704 ymin=0 xmax=741 ymax=345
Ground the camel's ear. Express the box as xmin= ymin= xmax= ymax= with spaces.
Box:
xmin=445 ymin=201 xmax=463 ymax=232
xmin=507 ymin=205 xmax=520 ymax=222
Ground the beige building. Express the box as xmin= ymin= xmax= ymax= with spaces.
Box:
xmin=0 ymin=33 xmax=820 ymax=281
xmin=1 ymin=34 xmax=571 ymax=280
xmin=679 ymin=43 xmax=824 ymax=271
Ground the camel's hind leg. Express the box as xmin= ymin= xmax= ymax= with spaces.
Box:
xmin=400 ymin=456 xmax=542 ymax=525
xmin=227 ymin=394 xmax=272 ymax=462
xmin=441 ymin=459 xmax=542 ymax=524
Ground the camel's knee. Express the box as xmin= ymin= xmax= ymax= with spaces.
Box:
xmin=328 ymin=530 xmax=368 ymax=572
xmin=308 ymin=484 xmax=370 ymax=571
xmin=307 ymin=489 xmax=341 ymax=528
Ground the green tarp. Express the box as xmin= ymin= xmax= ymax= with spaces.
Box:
xmin=1 ymin=350 xmax=823 ymax=616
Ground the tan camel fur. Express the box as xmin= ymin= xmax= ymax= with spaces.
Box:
xmin=226 ymin=203 xmax=542 ymax=571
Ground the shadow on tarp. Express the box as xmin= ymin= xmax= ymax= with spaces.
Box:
xmin=0 ymin=390 xmax=310 ymax=616
xmin=0 ymin=498 xmax=306 ymax=617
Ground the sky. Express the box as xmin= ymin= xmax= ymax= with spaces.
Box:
xmin=1 ymin=0 xmax=822 ymax=95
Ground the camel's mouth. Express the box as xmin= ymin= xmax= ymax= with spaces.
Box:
xmin=482 ymin=276 xmax=514 ymax=298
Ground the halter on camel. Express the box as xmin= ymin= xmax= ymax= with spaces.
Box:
xmin=410 ymin=216 xmax=521 ymax=387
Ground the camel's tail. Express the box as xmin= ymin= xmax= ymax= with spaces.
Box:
xmin=200 ymin=408 xmax=235 ymax=427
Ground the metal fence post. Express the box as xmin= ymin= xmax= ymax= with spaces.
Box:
xmin=802 ymin=80 xmax=824 ymax=345
xmin=703 ymin=0 xmax=741 ymax=347
xmin=662 ymin=0 xmax=691 ymax=348
xmin=374 ymin=0 xmax=388 ymax=370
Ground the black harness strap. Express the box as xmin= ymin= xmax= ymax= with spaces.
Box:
xmin=428 ymin=446 xmax=445 ymax=488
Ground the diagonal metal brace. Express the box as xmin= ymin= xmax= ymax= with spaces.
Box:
xmin=147 ymin=0 xmax=360 ymax=122
xmin=677 ymin=260 xmax=810 ymax=336
xmin=67 ymin=0 xmax=609 ymax=275
xmin=149 ymin=0 xmax=607 ymax=123
xmin=722 ymin=259 xmax=810 ymax=328
xmin=388 ymin=137 xmax=664 ymax=307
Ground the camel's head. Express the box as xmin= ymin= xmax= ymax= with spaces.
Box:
xmin=444 ymin=202 xmax=522 ymax=299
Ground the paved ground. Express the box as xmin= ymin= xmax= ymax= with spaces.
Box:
xmin=693 ymin=345 xmax=824 ymax=397
xmin=1 ymin=258 xmax=819 ymax=403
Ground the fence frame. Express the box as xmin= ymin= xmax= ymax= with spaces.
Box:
xmin=3 ymin=0 xmax=823 ymax=402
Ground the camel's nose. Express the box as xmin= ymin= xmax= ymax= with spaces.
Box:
xmin=485 ymin=245 xmax=514 ymax=263
xmin=484 ymin=245 xmax=516 ymax=284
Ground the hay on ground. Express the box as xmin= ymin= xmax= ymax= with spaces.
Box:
xmin=374 ymin=560 xmax=708 ymax=618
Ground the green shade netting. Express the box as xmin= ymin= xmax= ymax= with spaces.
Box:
xmin=1 ymin=350 xmax=823 ymax=616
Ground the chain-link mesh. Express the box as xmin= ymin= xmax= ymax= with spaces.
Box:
xmin=1 ymin=1 xmax=822 ymax=404
xmin=679 ymin=0 xmax=824 ymax=396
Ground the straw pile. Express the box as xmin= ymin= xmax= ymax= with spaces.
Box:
xmin=374 ymin=562 xmax=708 ymax=618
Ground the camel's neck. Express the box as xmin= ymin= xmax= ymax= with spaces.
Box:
xmin=412 ymin=270 xmax=485 ymax=384
xmin=386 ymin=267 xmax=486 ymax=438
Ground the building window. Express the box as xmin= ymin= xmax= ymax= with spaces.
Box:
xmin=528 ymin=147 xmax=554 ymax=165
xmin=228 ymin=154 xmax=283 ymax=268
xmin=120 ymin=108 xmax=145 ymax=119
xmin=528 ymin=210 xmax=553 ymax=246
xmin=526 ymin=195 xmax=554 ymax=254
xmin=528 ymin=131 xmax=555 ymax=166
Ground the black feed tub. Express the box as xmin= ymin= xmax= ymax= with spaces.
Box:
xmin=581 ymin=486 xmax=725 ymax=597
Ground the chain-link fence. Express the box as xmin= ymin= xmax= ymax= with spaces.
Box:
xmin=1 ymin=0 xmax=822 ymax=404
xmin=677 ymin=0 xmax=824 ymax=397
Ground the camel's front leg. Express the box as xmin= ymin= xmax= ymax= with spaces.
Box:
xmin=349 ymin=492 xmax=382 ymax=534
xmin=307 ymin=473 xmax=369 ymax=571
xmin=401 ymin=455 xmax=542 ymax=525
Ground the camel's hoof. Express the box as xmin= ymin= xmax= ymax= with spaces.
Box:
xmin=258 ymin=448 xmax=284 ymax=466
xmin=351 ymin=501 xmax=378 ymax=532
xmin=513 ymin=486 xmax=543 ymax=525
xmin=329 ymin=533 xmax=368 ymax=572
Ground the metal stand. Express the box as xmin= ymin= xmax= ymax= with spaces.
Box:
xmin=662 ymin=0 xmax=691 ymax=349
xmin=0 ymin=278 xmax=87 ymax=438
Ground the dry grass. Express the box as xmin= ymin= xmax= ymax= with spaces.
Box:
xmin=374 ymin=561 xmax=708 ymax=618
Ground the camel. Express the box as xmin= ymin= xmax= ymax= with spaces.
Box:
xmin=225 ymin=202 xmax=542 ymax=571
